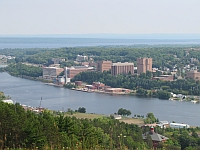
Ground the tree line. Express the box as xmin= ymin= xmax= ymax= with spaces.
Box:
xmin=1 ymin=45 xmax=200 ymax=71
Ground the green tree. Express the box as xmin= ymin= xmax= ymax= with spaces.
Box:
xmin=78 ymin=107 xmax=86 ymax=113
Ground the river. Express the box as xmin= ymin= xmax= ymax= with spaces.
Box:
xmin=0 ymin=72 xmax=200 ymax=126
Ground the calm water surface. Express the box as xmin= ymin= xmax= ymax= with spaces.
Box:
xmin=1 ymin=37 xmax=200 ymax=49
xmin=0 ymin=72 xmax=200 ymax=126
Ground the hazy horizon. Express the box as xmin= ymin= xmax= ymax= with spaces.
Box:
xmin=1 ymin=0 xmax=200 ymax=35
xmin=1 ymin=34 xmax=200 ymax=40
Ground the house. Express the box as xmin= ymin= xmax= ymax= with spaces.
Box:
xmin=2 ymin=99 xmax=14 ymax=104
xmin=142 ymin=127 xmax=168 ymax=149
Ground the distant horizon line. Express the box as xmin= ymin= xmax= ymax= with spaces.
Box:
xmin=1 ymin=33 xmax=200 ymax=39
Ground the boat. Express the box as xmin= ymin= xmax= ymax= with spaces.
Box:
xmin=191 ymin=100 xmax=197 ymax=103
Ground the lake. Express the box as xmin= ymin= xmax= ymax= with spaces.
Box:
xmin=0 ymin=72 xmax=200 ymax=126
xmin=1 ymin=37 xmax=200 ymax=49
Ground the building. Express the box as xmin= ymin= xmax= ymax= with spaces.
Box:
xmin=111 ymin=62 xmax=134 ymax=76
xmin=51 ymin=58 xmax=65 ymax=64
xmin=170 ymin=123 xmax=190 ymax=128
xmin=76 ymin=55 xmax=88 ymax=62
xmin=105 ymin=88 xmax=130 ymax=94
xmin=137 ymin=58 xmax=152 ymax=74
xmin=75 ymin=81 xmax=83 ymax=86
xmin=152 ymin=75 xmax=174 ymax=81
xmin=2 ymin=99 xmax=14 ymax=104
xmin=92 ymin=82 xmax=105 ymax=90
xmin=65 ymin=66 xmax=93 ymax=79
xmin=96 ymin=60 xmax=112 ymax=72
xmin=142 ymin=127 xmax=168 ymax=149
xmin=186 ymin=70 xmax=200 ymax=80
xmin=43 ymin=67 xmax=64 ymax=79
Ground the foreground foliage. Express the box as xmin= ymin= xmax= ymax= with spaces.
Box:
xmin=1 ymin=102 xmax=200 ymax=149
xmin=0 ymin=102 xmax=146 ymax=150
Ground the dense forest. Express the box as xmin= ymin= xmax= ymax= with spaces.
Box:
xmin=1 ymin=101 xmax=200 ymax=149
xmin=2 ymin=63 xmax=42 ymax=77
xmin=1 ymin=46 xmax=200 ymax=71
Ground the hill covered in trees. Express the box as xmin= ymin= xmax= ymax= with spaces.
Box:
xmin=1 ymin=100 xmax=200 ymax=149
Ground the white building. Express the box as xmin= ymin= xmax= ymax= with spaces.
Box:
xmin=170 ymin=123 xmax=190 ymax=128
xmin=159 ymin=121 xmax=169 ymax=125
xmin=76 ymin=55 xmax=88 ymax=62
xmin=2 ymin=100 xmax=14 ymax=104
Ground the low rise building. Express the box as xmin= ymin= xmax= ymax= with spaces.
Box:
xmin=76 ymin=55 xmax=88 ymax=62
xmin=152 ymin=75 xmax=174 ymax=81
xmin=52 ymin=58 xmax=65 ymax=64
xmin=170 ymin=123 xmax=190 ymax=128
xmin=186 ymin=70 xmax=200 ymax=80
xmin=65 ymin=66 xmax=93 ymax=79
xmin=75 ymin=81 xmax=83 ymax=86
xmin=2 ymin=99 xmax=14 ymax=104
xmin=142 ymin=127 xmax=168 ymax=149
xmin=105 ymin=88 xmax=130 ymax=94
xmin=92 ymin=82 xmax=105 ymax=90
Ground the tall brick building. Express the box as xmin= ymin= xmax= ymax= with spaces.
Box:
xmin=137 ymin=58 xmax=152 ymax=74
xmin=96 ymin=61 xmax=112 ymax=72
xmin=111 ymin=62 xmax=134 ymax=76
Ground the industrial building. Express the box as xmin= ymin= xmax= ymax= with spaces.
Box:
xmin=111 ymin=62 xmax=134 ymax=76
xmin=42 ymin=67 xmax=64 ymax=79
xmin=137 ymin=58 xmax=152 ymax=74
xmin=96 ymin=60 xmax=112 ymax=72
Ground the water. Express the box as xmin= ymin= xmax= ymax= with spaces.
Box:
xmin=1 ymin=37 xmax=200 ymax=49
xmin=0 ymin=72 xmax=200 ymax=126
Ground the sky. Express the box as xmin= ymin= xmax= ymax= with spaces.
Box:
xmin=1 ymin=0 xmax=200 ymax=36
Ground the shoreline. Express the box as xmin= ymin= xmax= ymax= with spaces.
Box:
xmin=3 ymin=72 xmax=200 ymax=102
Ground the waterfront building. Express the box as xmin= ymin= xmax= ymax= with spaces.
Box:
xmin=170 ymin=123 xmax=190 ymax=128
xmin=96 ymin=60 xmax=112 ymax=72
xmin=137 ymin=58 xmax=152 ymax=74
xmin=76 ymin=55 xmax=88 ymax=62
xmin=111 ymin=62 xmax=134 ymax=76
xmin=92 ymin=82 xmax=105 ymax=90
xmin=65 ymin=66 xmax=93 ymax=79
xmin=75 ymin=81 xmax=83 ymax=86
xmin=186 ymin=70 xmax=200 ymax=80
xmin=105 ymin=88 xmax=130 ymax=94
xmin=42 ymin=67 xmax=64 ymax=79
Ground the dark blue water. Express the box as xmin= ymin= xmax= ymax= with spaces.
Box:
xmin=1 ymin=72 xmax=200 ymax=126
xmin=1 ymin=37 xmax=200 ymax=49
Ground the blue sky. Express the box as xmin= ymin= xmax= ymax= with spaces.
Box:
xmin=1 ymin=0 xmax=200 ymax=35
